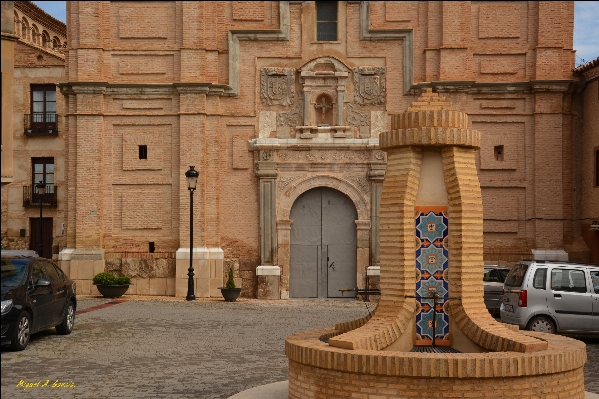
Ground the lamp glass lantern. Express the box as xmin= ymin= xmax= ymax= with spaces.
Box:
xmin=36 ymin=181 xmax=46 ymax=195
xmin=185 ymin=166 xmax=199 ymax=191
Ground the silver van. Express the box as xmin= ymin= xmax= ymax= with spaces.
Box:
xmin=500 ymin=260 xmax=599 ymax=334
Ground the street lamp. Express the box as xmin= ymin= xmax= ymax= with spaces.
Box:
xmin=185 ymin=166 xmax=199 ymax=301
xmin=35 ymin=181 xmax=46 ymax=257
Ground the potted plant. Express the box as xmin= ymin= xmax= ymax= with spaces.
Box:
xmin=92 ymin=272 xmax=132 ymax=298
xmin=219 ymin=267 xmax=242 ymax=302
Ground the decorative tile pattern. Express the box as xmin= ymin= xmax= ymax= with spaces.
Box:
xmin=415 ymin=207 xmax=449 ymax=345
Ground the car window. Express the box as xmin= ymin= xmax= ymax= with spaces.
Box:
xmin=551 ymin=269 xmax=587 ymax=293
xmin=498 ymin=269 xmax=510 ymax=282
xmin=504 ymin=263 xmax=529 ymax=288
xmin=51 ymin=262 xmax=65 ymax=279
xmin=43 ymin=261 xmax=60 ymax=281
xmin=483 ymin=269 xmax=501 ymax=282
xmin=533 ymin=268 xmax=547 ymax=289
xmin=1 ymin=259 xmax=29 ymax=287
xmin=31 ymin=261 xmax=47 ymax=284
xmin=590 ymin=271 xmax=599 ymax=294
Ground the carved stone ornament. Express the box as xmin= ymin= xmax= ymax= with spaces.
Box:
xmin=346 ymin=104 xmax=371 ymax=126
xmin=276 ymin=174 xmax=307 ymax=200
xmin=261 ymin=150 xmax=274 ymax=161
xmin=260 ymin=67 xmax=295 ymax=106
xmin=344 ymin=174 xmax=370 ymax=193
xmin=353 ymin=67 xmax=386 ymax=106
xmin=277 ymin=97 xmax=304 ymax=127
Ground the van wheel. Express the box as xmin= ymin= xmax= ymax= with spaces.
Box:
xmin=527 ymin=316 xmax=555 ymax=333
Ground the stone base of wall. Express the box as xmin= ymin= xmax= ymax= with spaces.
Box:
xmin=256 ymin=265 xmax=280 ymax=299
xmin=286 ymin=328 xmax=587 ymax=399
xmin=175 ymin=247 xmax=224 ymax=298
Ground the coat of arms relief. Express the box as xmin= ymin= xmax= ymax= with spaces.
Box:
xmin=260 ymin=67 xmax=295 ymax=106
xmin=353 ymin=67 xmax=386 ymax=106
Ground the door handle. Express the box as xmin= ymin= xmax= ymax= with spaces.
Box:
xmin=554 ymin=294 xmax=562 ymax=298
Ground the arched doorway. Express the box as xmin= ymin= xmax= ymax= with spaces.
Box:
xmin=289 ymin=187 xmax=357 ymax=298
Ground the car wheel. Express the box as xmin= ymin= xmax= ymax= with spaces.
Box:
xmin=10 ymin=312 xmax=31 ymax=351
xmin=527 ymin=316 xmax=556 ymax=334
xmin=55 ymin=301 xmax=75 ymax=335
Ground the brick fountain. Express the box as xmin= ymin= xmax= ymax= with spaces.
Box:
xmin=286 ymin=90 xmax=587 ymax=399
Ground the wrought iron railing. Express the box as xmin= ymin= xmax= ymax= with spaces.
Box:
xmin=23 ymin=185 xmax=58 ymax=207
xmin=24 ymin=113 xmax=58 ymax=136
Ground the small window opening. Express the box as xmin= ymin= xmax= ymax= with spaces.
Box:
xmin=149 ymin=242 xmax=155 ymax=253
xmin=139 ymin=145 xmax=148 ymax=160
xmin=316 ymin=2 xmax=338 ymax=41
xmin=494 ymin=145 xmax=504 ymax=161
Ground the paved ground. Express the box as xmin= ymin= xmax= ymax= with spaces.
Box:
xmin=1 ymin=297 xmax=597 ymax=399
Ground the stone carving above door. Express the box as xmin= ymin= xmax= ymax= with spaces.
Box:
xmin=260 ymin=67 xmax=295 ymax=106
xmin=353 ymin=67 xmax=386 ymax=106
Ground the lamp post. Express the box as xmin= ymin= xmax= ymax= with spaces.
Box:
xmin=185 ymin=166 xmax=199 ymax=301
xmin=35 ymin=181 xmax=46 ymax=257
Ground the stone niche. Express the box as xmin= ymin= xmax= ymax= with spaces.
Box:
xmin=296 ymin=57 xmax=352 ymax=138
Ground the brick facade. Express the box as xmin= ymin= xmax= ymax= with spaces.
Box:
xmin=1 ymin=1 xmax=67 ymax=257
xmin=2 ymin=1 xmax=591 ymax=298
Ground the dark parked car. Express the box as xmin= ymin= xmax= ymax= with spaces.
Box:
xmin=1 ymin=254 xmax=76 ymax=351
xmin=483 ymin=265 xmax=510 ymax=316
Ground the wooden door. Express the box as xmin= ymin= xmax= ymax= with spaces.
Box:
xmin=30 ymin=218 xmax=53 ymax=258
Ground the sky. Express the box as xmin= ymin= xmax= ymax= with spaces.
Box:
xmin=33 ymin=1 xmax=599 ymax=66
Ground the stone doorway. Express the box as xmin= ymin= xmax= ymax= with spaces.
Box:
xmin=289 ymin=187 xmax=357 ymax=298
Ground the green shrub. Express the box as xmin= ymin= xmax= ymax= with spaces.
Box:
xmin=115 ymin=276 xmax=131 ymax=285
xmin=93 ymin=272 xmax=130 ymax=285
xmin=225 ymin=267 xmax=236 ymax=289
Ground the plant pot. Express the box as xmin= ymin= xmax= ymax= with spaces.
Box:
xmin=94 ymin=284 xmax=131 ymax=298
xmin=218 ymin=287 xmax=242 ymax=302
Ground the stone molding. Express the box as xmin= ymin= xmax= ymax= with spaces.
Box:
xmin=277 ymin=174 xmax=370 ymax=221
xmin=359 ymin=2 xmax=413 ymax=95
xmin=228 ymin=2 xmax=291 ymax=96
xmin=256 ymin=265 xmax=281 ymax=276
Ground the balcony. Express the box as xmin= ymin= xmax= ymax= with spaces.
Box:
xmin=24 ymin=113 xmax=58 ymax=136
xmin=23 ymin=185 xmax=58 ymax=207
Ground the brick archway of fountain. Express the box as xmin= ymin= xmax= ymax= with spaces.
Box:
xmin=285 ymin=90 xmax=587 ymax=399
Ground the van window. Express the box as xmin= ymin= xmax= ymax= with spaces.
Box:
xmin=533 ymin=268 xmax=547 ymax=289
xmin=591 ymin=271 xmax=599 ymax=294
xmin=551 ymin=269 xmax=587 ymax=293
xmin=504 ymin=263 xmax=528 ymax=287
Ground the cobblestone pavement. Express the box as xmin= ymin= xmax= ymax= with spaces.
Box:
xmin=1 ymin=298 xmax=374 ymax=399
xmin=1 ymin=298 xmax=597 ymax=399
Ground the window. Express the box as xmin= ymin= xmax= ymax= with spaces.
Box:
xmin=32 ymin=157 xmax=55 ymax=196
xmin=43 ymin=261 xmax=60 ymax=281
xmin=316 ymin=2 xmax=337 ymax=41
xmin=533 ymin=268 xmax=547 ymax=290
xmin=494 ymin=145 xmax=504 ymax=161
xmin=139 ymin=145 xmax=148 ymax=160
xmin=28 ymin=84 xmax=57 ymax=135
xmin=31 ymin=261 xmax=47 ymax=285
xmin=504 ymin=263 xmax=528 ymax=287
xmin=483 ymin=269 xmax=500 ymax=282
xmin=550 ymin=269 xmax=587 ymax=293
xmin=591 ymin=271 xmax=599 ymax=294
